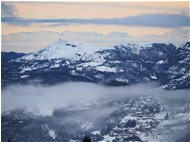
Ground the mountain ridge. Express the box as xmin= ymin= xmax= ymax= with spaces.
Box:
xmin=2 ymin=40 xmax=190 ymax=89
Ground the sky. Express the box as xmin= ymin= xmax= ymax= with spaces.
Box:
xmin=1 ymin=1 xmax=190 ymax=53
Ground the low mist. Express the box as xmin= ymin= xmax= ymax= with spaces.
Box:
xmin=2 ymin=82 xmax=190 ymax=115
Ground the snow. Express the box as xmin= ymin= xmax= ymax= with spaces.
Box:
xmin=78 ymin=61 xmax=102 ymax=68
xmin=80 ymin=122 xmax=93 ymax=130
xmin=96 ymin=66 xmax=117 ymax=72
xmin=159 ymin=119 xmax=178 ymax=126
xmin=99 ymin=135 xmax=116 ymax=142
xmin=50 ymin=63 xmax=60 ymax=68
xmin=70 ymin=70 xmax=77 ymax=75
xmin=20 ymin=75 xmax=30 ymax=78
xmin=48 ymin=129 xmax=56 ymax=139
xmin=69 ymin=140 xmax=79 ymax=142
xmin=20 ymin=39 xmax=113 ymax=61
xmin=159 ymin=114 xmax=189 ymax=126
xmin=91 ymin=130 xmax=101 ymax=135
xmin=151 ymin=75 xmax=157 ymax=79
xmin=68 ymin=140 xmax=75 ymax=142
xmin=155 ymin=113 xmax=167 ymax=120
xmin=157 ymin=60 xmax=164 ymax=64
xmin=161 ymin=85 xmax=169 ymax=89
xmin=20 ymin=67 xmax=32 ymax=73
xmin=43 ymin=125 xmax=56 ymax=139
xmin=121 ymin=115 xmax=138 ymax=123
xmin=115 ymin=78 xmax=129 ymax=83
xmin=174 ymin=112 xmax=190 ymax=119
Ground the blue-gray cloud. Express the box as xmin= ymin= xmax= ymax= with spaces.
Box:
xmin=1 ymin=2 xmax=17 ymax=17
xmin=2 ymin=13 xmax=190 ymax=27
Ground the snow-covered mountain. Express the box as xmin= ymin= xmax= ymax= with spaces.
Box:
xmin=2 ymin=39 xmax=190 ymax=89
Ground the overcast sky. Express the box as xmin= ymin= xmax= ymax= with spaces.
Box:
xmin=1 ymin=1 xmax=190 ymax=52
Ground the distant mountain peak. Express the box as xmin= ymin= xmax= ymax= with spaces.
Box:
xmin=19 ymin=39 xmax=85 ymax=60
xmin=18 ymin=39 xmax=111 ymax=61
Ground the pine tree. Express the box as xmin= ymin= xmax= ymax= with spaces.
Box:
xmin=165 ymin=113 xmax=169 ymax=120
xmin=83 ymin=136 xmax=91 ymax=142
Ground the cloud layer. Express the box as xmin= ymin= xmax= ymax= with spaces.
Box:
xmin=2 ymin=13 xmax=190 ymax=27
xmin=2 ymin=29 xmax=189 ymax=53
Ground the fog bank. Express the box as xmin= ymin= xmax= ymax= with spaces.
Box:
xmin=2 ymin=82 xmax=190 ymax=115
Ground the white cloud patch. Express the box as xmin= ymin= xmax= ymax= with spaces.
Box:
xmin=2 ymin=29 xmax=189 ymax=53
